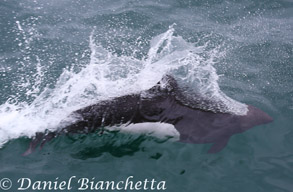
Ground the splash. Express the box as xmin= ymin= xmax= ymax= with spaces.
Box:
xmin=0 ymin=25 xmax=247 ymax=147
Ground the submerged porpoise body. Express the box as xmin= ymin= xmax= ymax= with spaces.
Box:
xmin=23 ymin=75 xmax=273 ymax=155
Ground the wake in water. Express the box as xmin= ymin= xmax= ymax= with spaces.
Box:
xmin=0 ymin=24 xmax=247 ymax=148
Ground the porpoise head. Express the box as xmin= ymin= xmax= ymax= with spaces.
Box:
xmin=238 ymin=105 xmax=273 ymax=132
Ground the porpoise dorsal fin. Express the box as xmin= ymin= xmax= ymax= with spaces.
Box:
xmin=142 ymin=75 xmax=179 ymax=97
xmin=146 ymin=75 xmax=219 ymax=113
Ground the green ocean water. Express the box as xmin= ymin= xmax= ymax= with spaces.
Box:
xmin=0 ymin=0 xmax=293 ymax=192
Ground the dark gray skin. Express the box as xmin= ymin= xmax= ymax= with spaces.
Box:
xmin=23 ymin=75 xmax=273 ymax=155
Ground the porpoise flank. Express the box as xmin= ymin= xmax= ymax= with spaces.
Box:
xmin=23 ymin=75 xmax=273 ymax=155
